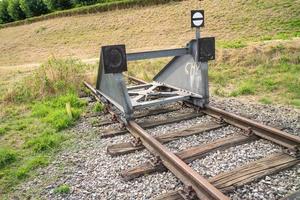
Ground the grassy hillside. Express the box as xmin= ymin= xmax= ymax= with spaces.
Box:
xmin=0 ymin=0 xmax=299 ymax=66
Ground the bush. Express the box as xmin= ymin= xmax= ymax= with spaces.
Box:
xmin=20 ymin=0 xmax=48 ymax=17
xmin=7 ymin=0 xmax=26 ymax=21
xmin=44 ymin=0 xmax=73 ymax=11
xmin=0 ymin=0 xmax=13 ymax=24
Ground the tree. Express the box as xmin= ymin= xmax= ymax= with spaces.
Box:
xmin=20 ymin=0 xmax=49 ymax=17
xmin=43 ymin=0 xmax=73 ymax=11
xmin=0 ymin=0 xmax=13 ymax=24
xmin=72 ymin=0 xmax=98 ymax=6
xmin=7 ymin=0 xmax=26 ymax=21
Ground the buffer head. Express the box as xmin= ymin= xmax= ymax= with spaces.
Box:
xmin=102 ymin=45 xmax=127 ymax=74
xmin=191 ymin=10 xmax=204 ymax=28
xmin=198 ymin=37 xmax=215 ymax=62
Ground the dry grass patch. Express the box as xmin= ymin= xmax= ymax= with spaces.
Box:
xmin=0 ymin=0 xmax=299 ymax=66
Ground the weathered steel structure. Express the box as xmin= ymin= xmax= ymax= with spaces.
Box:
xmin=96 ymin=10 xmax=215 ymax=121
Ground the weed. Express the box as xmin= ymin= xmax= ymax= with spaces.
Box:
xmin=0 ymin=148 xmax=17 ymax=168
xmin=25 ymin=130 xmax=65 ymax=152
xmin=4 ymin=58 xmax=90 ymax=103
xmin=93 ymin=102 xmax=104 ymax=112
xmin=231 ymin=81 xmax=256 ymax=96
xmin=259 ymin=97 xmax=272 ymax=105
xmin=54 ymin=184 xmax=71 ymax=194
xmin=32 ymin=93 xmax=86 ymax=130
xmin=15 ymin=156 xmax=49 ymax=179
xmin=0 ymin=126 xmax=8 ymax=135
xmin=262 ymin=78 xmax=278 ymax=91
xmin=43 ymin=109 xmax=75 ymax=130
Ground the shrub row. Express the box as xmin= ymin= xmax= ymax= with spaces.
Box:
xmin=0 ymin=0 xmax=183 ymax=28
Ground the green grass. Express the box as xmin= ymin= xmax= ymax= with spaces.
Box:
xmin=259 ymin=97 xmax=273 ymax=105
xmin=54 ymin=184 xmax=70 ymax=194
xmin=124 ymin=41 xmax=299 ymax=108
xmin=32 ymin=93 xmax=86 ymax=130
xmin=93 ymin=102 xmax=104 ymax=112
xmin=209 ymin=41 xmax=300 ymax=106
xmin=0 ymin=126 xmax=9 ymax=135
xmin=0 ymin=148 xmax=17 ymax=169
xmin=291 ymin=99 xmax=300 ymax=108
xmin=14 ymin=156 xmax=49 ymax=180
xmin=25 ymin=130 xmax=66 ymax=153
xmin=0 ymin=58 xmax=89 ymax=195
xmin=230 ymin=81 xmax=256 ymax=97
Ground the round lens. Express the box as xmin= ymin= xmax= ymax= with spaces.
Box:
xmin=110 ymin=49 xmax=123 ymax=68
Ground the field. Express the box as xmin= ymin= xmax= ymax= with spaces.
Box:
xmin=0 ymin=0 xmax=299 ymax=66
xmin=0 ymin=0 xmax=299 ymax=197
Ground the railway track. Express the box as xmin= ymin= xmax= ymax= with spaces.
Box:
xmin=83 ymin=77 xmax=300 ymax=200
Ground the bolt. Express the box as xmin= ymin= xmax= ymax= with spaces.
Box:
xmin=149 ymin=156 xmax=162 ymax=167
xmin=182 ymin=185 xmax=197 ymax=200
xmin=131 ymin=138 xmax=142 ymax=147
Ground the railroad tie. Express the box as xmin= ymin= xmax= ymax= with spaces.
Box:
xmin=107 ymin=121 xmax=224 ymax=156
xmin=100 ymin=112 xmax=204 ymax=138
xmin=155 ymin=153 xmax=299 ymax=199
xmin=121 ymin=134 xmax=257 ymax=180
xmin=93 ymin=107 xmax=180 ymax=127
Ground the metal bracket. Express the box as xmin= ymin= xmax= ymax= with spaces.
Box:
xmin=149 ymin=156 xmax=162 ymax=167
xmin=179 ymin=185 xmax=198 ymax=200
xmin=283 ymin=147 xmax=300 ymax=158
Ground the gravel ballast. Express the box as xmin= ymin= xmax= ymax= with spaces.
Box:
xmin=12 ymin=97 xmax=299 ymax=200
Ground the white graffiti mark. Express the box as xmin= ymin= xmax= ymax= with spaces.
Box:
xmin=185 ymin=62 xmax=202 ymax=90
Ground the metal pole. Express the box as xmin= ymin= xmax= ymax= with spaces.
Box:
xmin=196 ymin=28 xmax=200 ymax=39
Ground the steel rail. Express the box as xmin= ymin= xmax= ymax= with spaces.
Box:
xmin=124 ymin=76 xmax=300 ymax=151
xmin=125 ymin=74 xmax=148 ymax=85
xmin=126 ymin=121 xmax=229 ymax=200
xmin=84 ymin=81 xmax=124 ymax=124
xmin=203 ymin=105 xmax=300 ymax=150
xmin=84 ymin=81 xmax=229 ymax=199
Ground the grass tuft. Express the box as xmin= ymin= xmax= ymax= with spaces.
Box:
xmin=32 ymin=93 xmax=87 ymax=130
xmin=14 ymin=156 xmax=49 ymax=179
xmin=230 ymin=81 xmax=256 ymax=96
xmin=93 ymin=102 xmax=104 ymax=112
xmin=4 ymin=58 xmax=91 ymax=103
xmin=0 ymin=148 xmax=17 ymax=168
xmin=54 ymin=184 xmax=71 ymax=194
xmin=25 ymin=130 xmax=66 ymax=153
xmin=259 ymin=97 xmax=272 ymax=105
xmin=0 ymin=126 xmax=9 ymax=136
